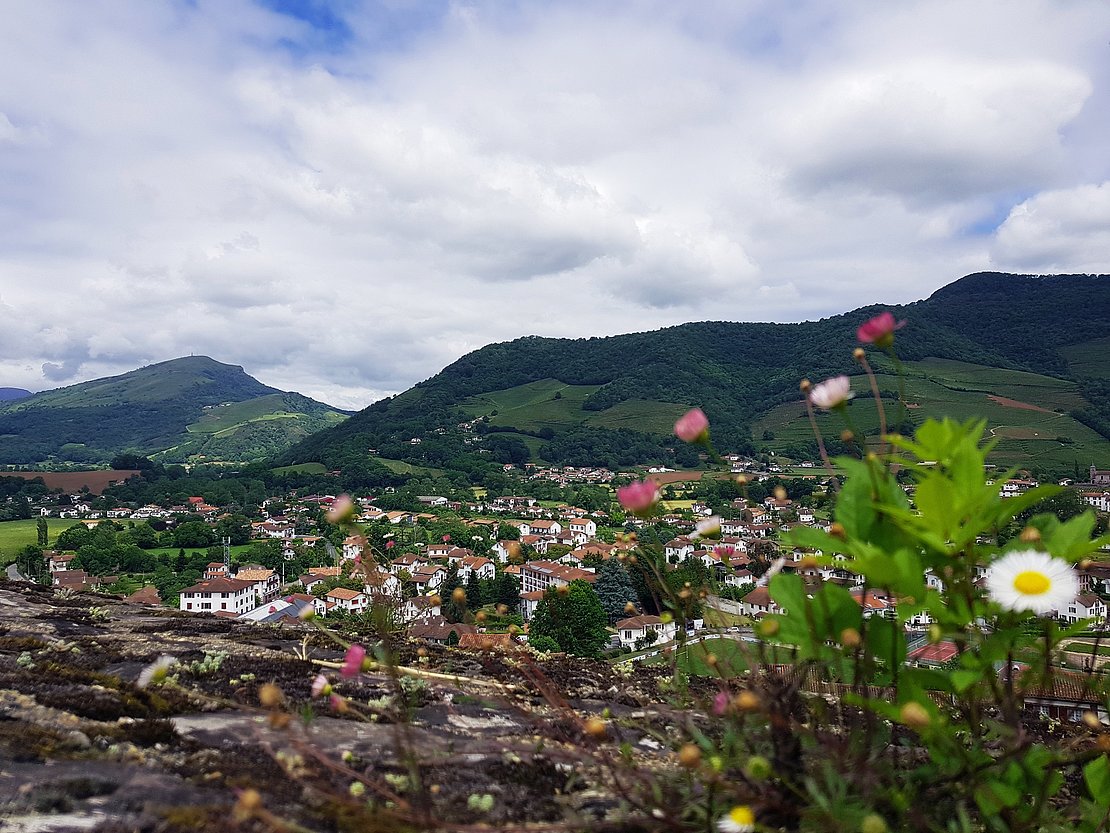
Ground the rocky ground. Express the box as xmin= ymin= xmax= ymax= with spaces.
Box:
xmin=0 ymin=580 xmax=702 ymax=833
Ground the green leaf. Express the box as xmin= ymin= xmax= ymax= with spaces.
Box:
xmin=769 ymin=572 xmax=806 ymax=615
xmin=950 ymin=669 xmax=981 ymax=693
xmin=1084 ymin=755 xmax=1110 ymax=805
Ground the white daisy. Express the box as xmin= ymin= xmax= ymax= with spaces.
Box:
xmin=694 ymin=516 xmax=722 ymax=540
xmin=137 ymin=654 xmax=177 ymax=689
xmin=808 ymin=375 xmax=854 ymax=410
xmin=986 ymin=550 xmax=1078 ymax=615
xmin=717 ymin=805 xmax=756 ymax=833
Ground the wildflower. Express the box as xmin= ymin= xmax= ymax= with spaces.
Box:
xmin=861 ymin=814 xmax=889 ymax=833
xmin=856 ymin=311 xmax=905 ymax=348
xmin=329 ymin=693 xmax=347 ymax=712
xmin=674 ymin=408 xmax=709 ymax=443
xmin=311 ymin=674 xmax=331 ymax=698
xmin=714 ymin=544 xmax=735 ymax=559
xmin=809 ymin=375 xmax=854 ymax=410
xmin=326 ymin=494 xmax=355 ymax=524
xmin=694 ymin=516 xmax=721 ymax=540
xmin=341 ymin=644 xmax=366 ymax=678
xmin=717 ymin=805 xmax=755 ymax=833
xmin=442 ymin=534 xmax=451 ymax=543
xmin=986 ymin=550 xmax=1078 ymax=615
xmin=385 ymin=539 xmax=395 ymax=549
xmin=712 ymin=690 xmax=730 ymax=716
xmin=137 ymin=655 xmax=177 ymax=688
xmin=617 ymin=480 xmax=660 ymax=517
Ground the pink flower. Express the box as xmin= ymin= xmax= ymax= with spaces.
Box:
xmin=714 ymin=544 xmax=735 ymax=559
xmin=329 ymin=693 xmax=347 ymax=713
xmin=311 ymin=674 xmax=331 ymax=698
xmin=617 ymin=480 xmax=660 ymax=517
xmin=385 ymin=540 xmax=395 ymax=549
xmin=712 ymin=690 xmax=730 ymax=716
xmin=341 ymin=644 xmax=366 ymax=678
xmin=809 ymin=376 xmax=854 ymax=410
xmin=856 ymin=312 xmax=905 ymax=348
xmin=326 ymin=494 xmax=355 ymax=524
xmin=442 ymin=534 xmax=451 ymax=543
xmin=674 ymin=408 xmax=709 ymax=443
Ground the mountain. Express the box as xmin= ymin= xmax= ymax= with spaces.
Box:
xmin=279 ymin=272 xmax=1110 ymax=478
xmin=0 ymin=388 xmax=30 ymax=401
xmin=0 ymin=356 xmax=347 ymax=465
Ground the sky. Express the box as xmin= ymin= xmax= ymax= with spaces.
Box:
xmin=1 ymin=0 xmax=1109 ymax=409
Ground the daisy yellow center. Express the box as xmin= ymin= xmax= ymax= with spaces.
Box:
xmin=729 ymin=806 xmax=755 ymax=826
xmin=1013 ymin=570 xmax=1051 ymax=595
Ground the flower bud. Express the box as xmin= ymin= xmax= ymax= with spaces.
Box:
xmin=1019 ymin=526 xmax=1041 ymax=543
xmin=829 ymin=522 xmax=846 ymax=539
xmin=743 ymin=754 xmax=772 ymax=780
xmin=677 ymin=743 xmax=702 ymax=769
xmin=799 ymin=379 xmax=812 ymax=392
xmin=860 ymin=813 xmax=888 ymax=833
xmin=705 ymin=653 xmax=718 ymax=667
xmin=927 ymin=624 xmax=943 ymax=644
xmin=840 ymin=627 xmax=861 ymax=648
xmin=258 ymin=683 xmax=283 ymax=709
xmin=840 ymin=429 xmax=854 ymax=443
xmin=584 ymin=718 xmax=607 ymax=739
xmin=452 ymin=587 xmax=467 ymax=605
xmin=349 ymin=781 xmax=365 ymax=797
xmin=853 ymin=347 xmax=867 ymax=361
xmin=734 ymin=690 xmax=761 ymax=712
xmin=758 ymin=618 xmax=779 ymax=638
xmin=899 ymin=702 xmax=930 ymax=730
xmin=1083 ymin=711 xmax=1102 ymax=729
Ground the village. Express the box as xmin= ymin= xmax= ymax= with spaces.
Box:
xmin=15 ymin=461 xmax=1110 ymax=672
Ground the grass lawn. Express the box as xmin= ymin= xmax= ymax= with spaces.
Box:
xmin=0 ymin=518 xmax=79 ymax=565
xmin=1064 ymin=642 xmax=1110 ymax=657
xmin=370 ymin=457 xmax=448 ymax=478
xmin=702 ymin=607 xmax=751 ymax=628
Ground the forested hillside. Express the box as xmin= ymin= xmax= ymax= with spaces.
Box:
xmin=281 ymin=272 xmax=1110 ymax=477
xmin=0 ymin=357 xmax=346 ymax=465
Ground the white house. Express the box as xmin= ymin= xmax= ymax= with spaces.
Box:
xmin=614 ymin=615 xmax=678 ymax=649
xmin=325 ymin=587 xmax=369 ymax=614
xmin=458 ymin=555 xmax=495 ymax=583
xmin=664 ymin=537 xmax=695 ymax=560
xmin=234 ymin=567 xmax=281 ymax=604
xmin=1058 ymin=593 xmax=1107 ymax=625
xmin=363 ymin=568 xmax=402 ymax=598
xmin=180 ymin=578 xmax=256 ymax=615
xmin=410 ymin=565 xmax=447 ymax=592
xmin=566 ymin=518 xmax=597 ymax=542
xmin=740 ymin=587 xmax=781 ymax=619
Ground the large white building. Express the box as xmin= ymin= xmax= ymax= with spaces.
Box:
xmin=179 ymin=578 xmax=256 ymax=615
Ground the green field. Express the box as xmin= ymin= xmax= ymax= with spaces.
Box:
xmin=752 ymin=358 xmax=1110 ymax=474
xmin=187 ymin=394 xmax=345 ymax=437
xmin=459 ymin=378 xmax=687 ymax=437
xmin=0 ymin=518 xmax=82 ymax=565
xmin=1063 ymin=642 xmax=1110 ymax=657
xmin=370 ymin=457 xmax=447 ymax=478
xmin=271 ymin=462 xmax=328 ymax=475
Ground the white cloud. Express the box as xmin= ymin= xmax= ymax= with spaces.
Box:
xmin=991 ymin=182 xmax=1110 ymax=272
xmin=0 ymin=0 xmax=1107 ymax=406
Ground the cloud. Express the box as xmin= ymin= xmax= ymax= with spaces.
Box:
xmin=990 ymin=181 xmax=1110 ymax=272
xmin=0 ymin=0 xmax=1107 ymax=407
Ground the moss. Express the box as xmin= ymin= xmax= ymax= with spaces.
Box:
xmin=0 ymin=636 xmax=49 ymax=652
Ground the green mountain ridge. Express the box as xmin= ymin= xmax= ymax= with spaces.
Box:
xmin=279 ymin=272 xmax=1110 ymax=477
xmin=0 ymin=357 xmax=347 ymax=465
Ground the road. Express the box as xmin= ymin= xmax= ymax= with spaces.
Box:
xmin=6 ymin=563 xmax=25 ymax=581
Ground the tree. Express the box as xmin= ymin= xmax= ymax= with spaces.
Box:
xmin=36 ymin=517 xmax=48 ymax=546
xmin=594 ymin=558 xmax=639 ymax=623
xmin=529 ymin=580 xmax=609 ymax=658
xmin=216 ymin=514 xmax=252 ymax=546
xmin=174 ymin=520 xmax=215 ymax=549
xmin=465 ymin=572 xmax=483 ymax=610
xmin=16 ymin=545 xmax=47 ymax=583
